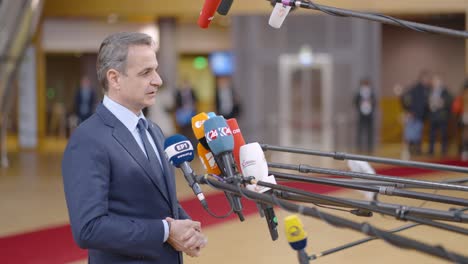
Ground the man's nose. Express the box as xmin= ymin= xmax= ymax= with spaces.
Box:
xmin=151 ymin=73 xmax=163 ymax=87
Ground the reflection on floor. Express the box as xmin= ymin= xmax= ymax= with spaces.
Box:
xmin=0 ymin=140 xmax=467 ymax=264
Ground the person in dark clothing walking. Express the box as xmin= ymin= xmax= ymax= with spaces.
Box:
xmin=427 ymin=74 xmax=452 ymax=156
xmin=174 ymin=79 xmax=198 ymax=145
xmin=354 ymin=78 xmax=376 ymax=153
xmin=401 ymin=71 xmax=431 ymax=155
xmin=74 ymin=76 xmax=96 ymax=124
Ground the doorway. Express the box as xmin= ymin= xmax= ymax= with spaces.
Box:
xmin=278 ymin=53 xmax=334 ymax=151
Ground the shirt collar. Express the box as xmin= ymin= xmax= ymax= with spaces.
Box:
xmin=103 ymin=95 xmax=146 ymax=132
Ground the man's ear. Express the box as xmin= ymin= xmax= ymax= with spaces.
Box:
xmin=107 ymin=69 xmax=120 ymax=92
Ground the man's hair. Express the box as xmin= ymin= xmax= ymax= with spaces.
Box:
xmin=96 ymin=32 xmax=155 ymax=92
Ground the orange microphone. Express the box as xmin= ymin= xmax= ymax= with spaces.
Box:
xmin=197 ymin=143 xmax=221 ymax=175
xmin=191 ymin=112 xmax=210 ymax=150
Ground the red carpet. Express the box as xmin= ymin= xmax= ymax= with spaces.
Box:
xmin=1 ymin=159 xmax=466 ymax=263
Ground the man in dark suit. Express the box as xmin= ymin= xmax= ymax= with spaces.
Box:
xmin=174 ymin=79 xmax=197 ymax=145
xmin=74 ymin=75 xmax=96 ymax=124
xmin=354 ymin=78 xmax=376 ymax=153
xmin=428 ymin=74 xmax=452 ymax=156
xmin=401 ymin=70 xmax=431 ymax=155
xmin=215 ymin=76 xmax=241 ymax=119
xmin=62 ymin=32 xmax=207 ymax=263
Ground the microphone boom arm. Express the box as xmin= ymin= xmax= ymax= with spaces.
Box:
xmin=194 ymin=174 xmax=468 ymax=263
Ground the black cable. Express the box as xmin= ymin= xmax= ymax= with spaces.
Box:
xmin=196 ymin=177 xmax=468 ymax=263
xmin=202 ymin=204 xmax=234 ymax=219
xmin=310 ymin=208 xmax=468 ymax=261
xmin=269 ymin=0 xmax=468 ymax=39
xmin=311 ymin=223 xmax=420 ymax=260
xmin=312 ymin=203 xmax=353 ymax=213
xmin=276 ymin=189 xmax=467 ymax=222
xmin=256 ymin=180 xmax=468 ymax=235
xmin=200 ymin=175 xmax=234 ymax=219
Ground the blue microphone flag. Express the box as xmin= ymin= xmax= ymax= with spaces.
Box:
xmin=203 ymin=116 xmax=234 ymax=155
xmin=164 ymin=134 xmax=195 ymax=167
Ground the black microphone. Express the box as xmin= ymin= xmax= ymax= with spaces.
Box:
xmin=164 ymin=134 xmax=208 ymax=208
xmin=217 ymin=0 xmax=234 ymax=15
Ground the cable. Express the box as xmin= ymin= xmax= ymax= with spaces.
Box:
xmin=312 ymin=203 xmax=353 ymax=213
xmin=197 ymin=178 xmax=468 ymax=263
xmin=269 ymin=0 xmax=468 ymax=39
xmin=257 ymin=180 xmax=468 ymax=235
xmin=310 ymin=208 xmax=468 ymax=261
xmin=199 ymin=174 xmax=234 ymax=219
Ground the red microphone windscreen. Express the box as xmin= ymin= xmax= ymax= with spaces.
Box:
xmin=227 ymin=118 xmax=245 ymax=171
xmin=198 ymin=0 xmax=222 ymax=29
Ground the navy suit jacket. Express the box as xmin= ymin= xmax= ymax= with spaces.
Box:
xmin=62 ymin=103 xmax=190 ymax=263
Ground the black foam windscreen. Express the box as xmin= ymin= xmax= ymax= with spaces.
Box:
xmin=217 ymin=0 xmax=234 ymax=15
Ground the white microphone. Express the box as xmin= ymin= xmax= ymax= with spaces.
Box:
xmin=347 ymin=160 xmax=376 ymax=200
xmin=240 ymin=143 xmax=277 ymax=192
xmin=240 ymin=142 xmax=279 ymax=241
xmin=269 ymin=2 xmax=292 ymax=29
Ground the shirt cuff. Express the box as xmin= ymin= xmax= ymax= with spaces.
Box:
xmin=163 ymin=220 xmax=170 ymax=242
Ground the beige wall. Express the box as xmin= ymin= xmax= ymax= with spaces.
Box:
xmin=42 ymin=19 xmax=231 ymax=54
xmin=380 ymin=21 xmax=466 ymax=143
xmin=381 ymin=23 xmax=466 ymax=97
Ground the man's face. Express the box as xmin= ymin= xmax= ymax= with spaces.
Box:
xmin=115 ymin=45 xmax=162 ymax=114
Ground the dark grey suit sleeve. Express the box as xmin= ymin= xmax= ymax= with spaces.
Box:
xmin=178 ymin=204 xmax=190 ymax=220
xmin=62 ymin=131 xmax=166 ymax=259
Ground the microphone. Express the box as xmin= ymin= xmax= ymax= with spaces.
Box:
xmin=285 ymin=215 xmax=309 ymax=264
xmin=192 ymin=112 xmax=243 ymax=218
xmin=204 ymin=116 xmax=236 ymax=176
xmin=196 ymin=141 xmax=240 ymax=219
xmin=192 ymin=112 xmax=210 ymax=150
xmin=164 ymin=134 xmax=208 ymax=208
xmin=207 ymin=112 xmax=217 ymax=118
xmin=197 ymin=143 xmax=222 ymax=175
xmin=226 ymin=118 xmax=245 ymax=172
xmin=239 ymin=143 xmax=277 ymax=192
xmin=269 ymin=2 xmax=292 ymax=29
xmin=347 ymin=160 xmax=377 ymax=201
xmin=204 ymin=116 xmax=245 ymax=221
xmin=217 ymin=0 xmax=234 ymax=15
xmin=198 ymin=0 xmax=222 ymax=29
xmin=192 ymin=112 xmax=226 ymax=172
xmin=240 ymin=142 xmax=279 ymax=241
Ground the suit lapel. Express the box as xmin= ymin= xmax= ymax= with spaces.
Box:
xmin=112 ymin=123 xmax=170 ymax=205
xmin=148 ymin=123 xmax=179 ymax=216
xmin=96 ymin=104 xmax=171 ymax=205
